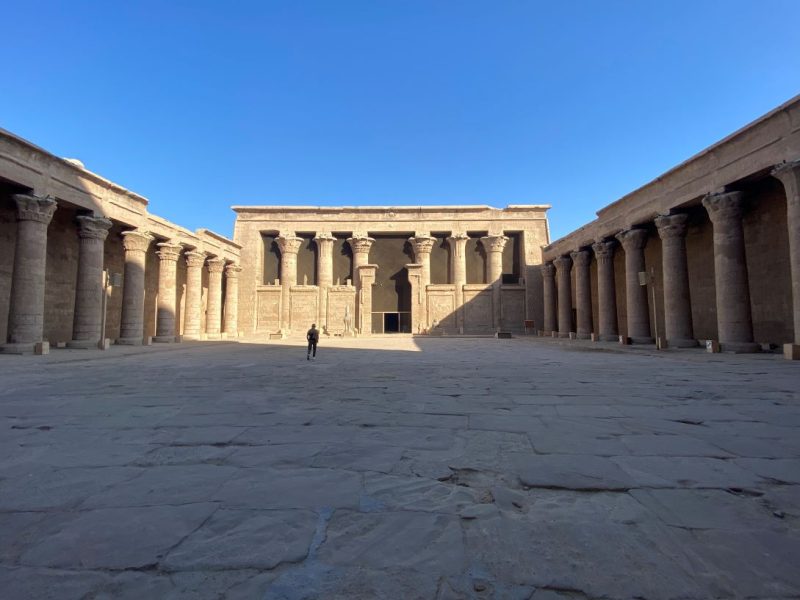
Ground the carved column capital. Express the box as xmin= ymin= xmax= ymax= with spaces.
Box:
xmin=615 ymin=228 xmax=649 ymax=250
xmin=480 ymin=234 xmax=509 ymax=253
xmin=121 ymin=230 xmax=154 ymax=254
xmin=570 ymin=249 xmax=592 ymax=268
xmin=276 ymin=235 xmax=303 ymax=255
xmin=224 ymin=262 xmax=242 ymax=278
xmin=313 ymin=232 xmax=336 ymax=245
xmin=553 ymin=255 xmax=572 ymax=272
xmin=409 ymin=235 xmax=437 ymax=258
xmin=592 ymin=240 xmax=616 ymax=262
xmin=76 ymin=215 xmax=112 ymax=240
xmin=206 ymin=257 xmax=226 ymax=273
xmin=702 ymin=191 xmax=746 ymax=224
xmin=655 ymin=213 xmax=689 ymax=240
xmin=347 ymin=236 xmax=375 ymax=255
xmin=156 ymin=241 xmax=183 ymax=262
xmin=541 ymin=262 xmax=555 ymax=279
xmin=13 ymin=193 xmax=58 ymax=224
xmin=185 ymin=250 xmax=207 ymax=268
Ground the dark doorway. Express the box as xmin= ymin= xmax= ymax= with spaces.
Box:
xmin=384 ymin=313 xmax=399 ymax=333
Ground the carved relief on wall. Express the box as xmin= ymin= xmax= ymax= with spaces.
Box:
xmin=256 ymin=288 xmax=281 ymax=332
xmin=427 ymin=291 xmax=457 ymax=331
xmin=501 ymin=288 xmax=525 ymax=331
xmin=463 ymin=289 xmax=493 ymax=332
xmin=290 ymin=289 xmax=318 ymax=330
xmin=327 ymin=289 xmax=356 ymax=334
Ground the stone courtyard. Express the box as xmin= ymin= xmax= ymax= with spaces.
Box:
xmin=1 ymin=337 xmax=799 ymax=599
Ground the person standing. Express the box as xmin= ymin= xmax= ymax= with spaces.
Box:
xmin=306 ymin=323 xmax=319 ymax=360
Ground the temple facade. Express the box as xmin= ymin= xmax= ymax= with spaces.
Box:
xmin=232 ymin=206 xmax=550 ymax=336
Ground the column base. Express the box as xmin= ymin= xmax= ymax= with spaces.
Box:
xmin=630 ymin=336 xmax=655 ymax=345
xmin=720 ymin=341 xmax=761 ymax=353
xmin=576 ymin=332 xmax=591 ymax=340
xmin=116 ymin=337 xmax=143 ymax=346
xmin=598 ymin=334 xmax=619 ymax=342
xmin=67 ymin=339 xmax=99 ymax=349
xmin=182 ymin=333 xmax=202 ymax=341
xmin=784 ymin=344 xmax=800 ymax=360
xmin=206 ymin=332 xmax=221 ymax=340
xmin=667 ymin=338 xmax=698 ymax=348
xmin=153 ymin=335 xmax=175 ymax=343
xmin=557 ymin=332 xmax=570 ymax=338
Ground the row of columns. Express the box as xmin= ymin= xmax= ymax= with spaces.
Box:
xmin=2 ymin=193 xmax=240 ymax=353
xmin=542 ymin=159 xmax=800 ymax=353
xmin=272 ymin=232 xmax=511 ymax=333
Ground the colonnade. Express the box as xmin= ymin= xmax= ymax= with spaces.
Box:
xmin=273 ymin=231 xmax=511 ymax=333
xmin=1 ymin=193 xmax=241 ymax=353
xmin=541 ymin=160 xmax=800 ymax=355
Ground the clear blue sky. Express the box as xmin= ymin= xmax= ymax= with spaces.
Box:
xmin=2 ymin=1 xmax=799 ymax=242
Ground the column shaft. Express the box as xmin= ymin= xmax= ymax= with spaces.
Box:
xmin=224 ymin=263 xmax=241 ymax=337
xmin=118 ymin=230 xmax=154 ymax=345
xmin=183 ymin=251 xmax=207 ymax=340
xmin=347 ymin=236 xmax=375 ymax=334
xmin=205 ymin=257 xmax=225 ymax=338
xmin=616 ymin=228 xmax=653 ymax=343
xmin=542 ymin=262 xmax=557 ymax=333
xmin=410 ymin=235 xmax=436 ymax=331
xmin=702 ymin=191 xmax=759 ymax=352
xmin=772 ymin=161 xmax=800 ymax=345
xmin=554 ymin=255 xmax=573 ymax=337
xmin=571 ymin=250 xmax=592 ymax=339
xmin=69 ymin=215 xmax=112 ymax=348
xmin=448 ymin=233 xmax=469 ymax=333
xmin=481 ymin=235 xmax=508 ymax=329
xmin=655 ymin=214 xmax=696 ymax=347
xmin=592 ymin=241 xmax=618 ymax=341
xmin=315 ymin=233 xmax=335 ymax=330
xmin=277 ymin=235 xmax=303 ymax=332
xmin=153 ymin=241 xmax=182 ymax=343
xmin=3 ymin=194 xmax=58 ymax=353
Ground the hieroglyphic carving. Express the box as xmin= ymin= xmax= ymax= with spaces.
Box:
xmin=256 ymin=287 xmax=281 ymax=332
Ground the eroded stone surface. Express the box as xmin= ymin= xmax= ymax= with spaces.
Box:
xmin=1 ymin=337 xmax=799 ymax=599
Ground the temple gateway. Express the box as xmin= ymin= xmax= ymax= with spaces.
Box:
xmin=232 ymin=206 xmax=549 ymax=336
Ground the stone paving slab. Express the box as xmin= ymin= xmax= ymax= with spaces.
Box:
xmin=1 ymin=336 xmax=799 ymax=599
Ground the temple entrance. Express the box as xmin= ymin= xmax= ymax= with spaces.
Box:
xmin=369 ymin=234 xmax=413 ymax=334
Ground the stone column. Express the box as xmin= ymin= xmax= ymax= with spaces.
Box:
xmin=702 ymin=191 xmax=759 ymax=352
xmin=772 ymin=160 xmax=800 ymax=347
xmin=406 ymin=263 xmax=423 ymax=333
xmin=68 ymin=215 xmax=113 ymax=348
xmin=447 ymin=233 xmax=469 ymax=333
xmin=570 ymin=249 xmax=592 ymax=339
xmin=182 ymin=250 xmax=207 ymax=340
xmin=3 ymin=194 xmax=58 ymax=353
xmin=410 ymin=235 xmax=436 ymax=331
xmin=224 ymin=263 xmax=242 ymax=338
xmin=277 ymin=235 xmax=303 ymax=333
xmin=314 ymin=232 xmax=335 ymax=330
xmin=358 ymin=264 xmax=378 ymax=335
xmin=592 ymin=240 xmax=618 ymax=341
xmin=655 ymin=214 xmax=696 ymax=347
xmin=542 ymin=262 xmax=557 ymax=334
xmin=554 ymin=255 xmax=573 ymax=337
xmin=118 ymin=229 xmax=154 ymax=345
xmin=616 ymin=228 xmax=653 ymax=344
xmin=153 ymin=241 xmax=182 ymax=343
xmin=205 ymin=257 xmax=226 ymax=339
xmin=481 ymin=234 xmax=509 ymax=329
xmin=347 ymin=235 xmax=375 ymax=333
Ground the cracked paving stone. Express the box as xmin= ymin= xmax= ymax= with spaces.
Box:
xmin=18 ymin=503 xmax=218 ymax=569
xmin=611 ymin=456 xmax=766 ymax=488
xmin=513 ymin=454 xmax=634 ymax=490
xmin=163 ymin=508 xmax=317 ymax=570
xmin=733 ymin=457 xmax=800 ymax=484
xmin=364 ymin=472 xmax=480 ymax=513
xmin=317 ymin=510 xmax=466 ymax=572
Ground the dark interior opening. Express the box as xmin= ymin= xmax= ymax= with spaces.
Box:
xmin=384 ymin=313 xmax=399 ymax=333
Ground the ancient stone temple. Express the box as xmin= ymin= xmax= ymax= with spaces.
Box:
xmin=0 ymin=129 xmax=241 ymax=354
xmin=232 ymin=206 xmax=550 ymax=336
xmin=540 ymin=94 xmax=800 ymax=357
